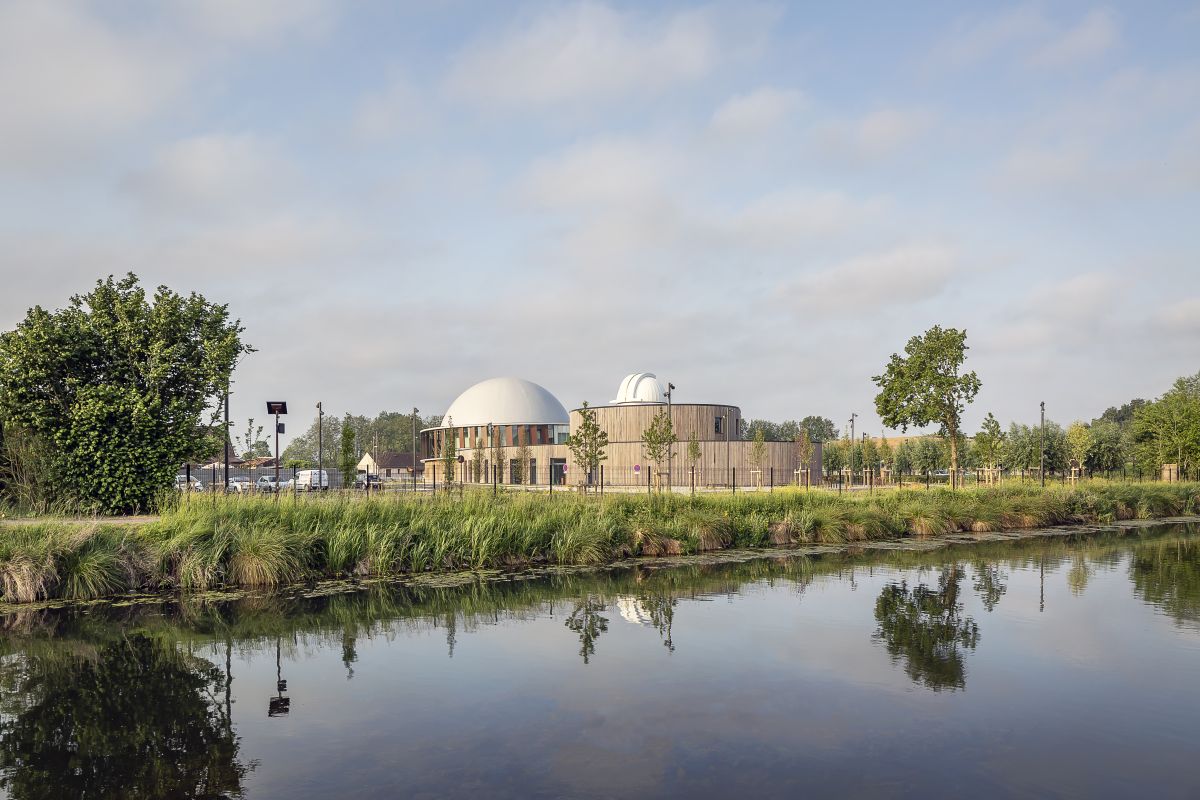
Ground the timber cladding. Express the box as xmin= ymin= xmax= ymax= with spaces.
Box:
xmin=574 ymin=403 xmax=742 ymax=443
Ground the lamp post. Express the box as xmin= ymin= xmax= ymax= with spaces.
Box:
xmin=665 ymin=382 xmax=675 ymax=492
xmin=1040 ymin=401 xmax=1046 ymax=488
xmin=267 ymin=402 xmax=287 ymax=491
xmin=412 ymin=407 xmax=418 ymax=492
xmin=317 ymin=401 xmax=324 ymax=490
xmin=848 ymin=412 xmax=857 ymax=486
xmin=862 ymin=431 xmax=868 ymax=488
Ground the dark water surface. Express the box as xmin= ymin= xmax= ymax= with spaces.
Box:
xmin=2 ymin=524 xmax=1199 ymax=799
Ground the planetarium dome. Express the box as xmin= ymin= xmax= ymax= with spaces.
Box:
xmin=612 ymin=372 xmax=666 ymax=404
xmin=439 ymin=377 xmax=568 ymax=429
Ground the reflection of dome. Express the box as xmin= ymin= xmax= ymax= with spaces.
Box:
xmin=440 ymin=377 xmax=568 ymax=428
xmin=612 ymin=372 xmax=665 ymax=404
xmin=617 ymin=597 xmax=653 ymax=625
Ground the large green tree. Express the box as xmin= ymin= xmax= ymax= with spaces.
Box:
xmin=338 ymin=414 xmax=357 ymax=486
xmin=873 ymin=326 xmax=981 ymax=488
xmin=0 ymin=274 xmax=250 ymax=513
xmin=799 ymin=415 xmax=838 ymax=443
xmin=566 ymin=402 xmax=609 ymax=490
xmin=640 ymin=409 xmax=677 ymax=490
xmin=1132 ymin=374 xmax=1200 ymax=478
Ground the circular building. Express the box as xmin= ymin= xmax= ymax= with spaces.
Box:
xmin=422 ymin=377 xmax=571 ymax=485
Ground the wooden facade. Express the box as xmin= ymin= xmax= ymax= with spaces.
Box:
xmin=423 ymin=402 xmax=822 ymax=488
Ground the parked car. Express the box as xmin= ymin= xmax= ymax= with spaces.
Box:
xmin=354 ymin=474 xmax=384 ymax=490
xmin=175 ymin=475 xmax=204 ymax=492
xmin=295 ymin=469 xmax=329 ymax=491
xmin=226 ymin=476 xmax=251 ymax=493
xmin=256 ymin=475 xmax=280 ymax=493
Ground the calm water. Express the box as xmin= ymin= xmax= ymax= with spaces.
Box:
xmin=2 ymin=524 xmax=1199 ymax=799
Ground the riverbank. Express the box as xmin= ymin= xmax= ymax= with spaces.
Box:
xmin=1 ymin=482 xmax=1197 ymax=604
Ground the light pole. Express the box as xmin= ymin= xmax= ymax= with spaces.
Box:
xmin=411 ymin=407 xmax=418 ymax=492
xmin=848 ymin=412 xmax=857 ymax=486
xmin=862 ymin=431 xmax=868 ymax=488
xmin=665 ymin=382 xmax=675 ymax=491
xmin=1039 ymin=401 xmax=1046 ymax=488
xmin=317 ymin=401 xmax=324 ymax=489
xmin=267 ymin=402 xmax=287 ymax=493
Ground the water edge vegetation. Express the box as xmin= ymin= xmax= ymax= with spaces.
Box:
xmin=1 ymin=482 xmax=1198 ymax=605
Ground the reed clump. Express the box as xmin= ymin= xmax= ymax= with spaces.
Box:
xmin=0 ymin=481 xmax=1197 ymax=603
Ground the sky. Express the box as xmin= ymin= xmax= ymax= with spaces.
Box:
xmin=1 ymin=0 xmax=1198 ymax=446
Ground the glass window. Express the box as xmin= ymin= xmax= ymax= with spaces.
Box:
xmin=529 ymin=459 xmax=537 ymax=484
xmin=714 ymin=416 xmax=723 ymax=435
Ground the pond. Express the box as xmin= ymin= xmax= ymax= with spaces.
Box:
xmin=2 ymin=523 xmax=1198 ymax=799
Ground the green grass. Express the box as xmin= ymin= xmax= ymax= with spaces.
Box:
xmin=0 ymin=481 xmax=1197 ymax=604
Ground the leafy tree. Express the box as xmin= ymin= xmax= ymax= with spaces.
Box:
xmin=283 ymin=457 xmax=311 ymax=470
xmin=749 ymin=426 xmax=767 ymax=474
xmin=800 ymin=415 xmax=838 ymax=443
xmin=440 ymin=417 xmax=457 ymax=486
xmin=913 ymin=437 xmax=944 ymax=477
xmin=339 ymin=414 xmax=356 ymax=486
xmin=1132 ymin=374 xmax=1200 ymax=478
xmin=512 ymin=426 xmax=530 ymax=484
xmin=282 ymin=409 xmax=438 ymax=466
xmin=822 ymin=439 xmax=846 ymax=475
xmin=974 ymin=413 xmax=1005 ymax=469
xmin=687 ymin=432 xmax=701 ymax=473
xmin=795 ymin=429 xmax=814 ymax=480
xmin=1003 ymin=423 xmax=1037 ymax=474
xmin=1096 ymin=399 xmax=1148 ymax=428
xmin=0 ymin=273 xmax=250 ymax=513
xmin=1066 ymin=421 xmax=1093 ymax=472
xmin=894 ymin=439 xmax=915 ymax=475
xmin=566 ymin=402 xmax=609 ymax=489
xmin=878 ymin=435 xmax=893 ymax=469
xmin=1086 ymin=421 xmax=1126 ymax=474
xmin=489 ymin=423 xmax=505 ymax=484
xmin=873 ymin=326 xmax=981 ymax=488
xmin=470 ymin=443 xmax=484 ymax=483
xmin=235 ymin=418 xmax=269 ymax=460
xmin=640 ymin=409 xmax=677 ymax=489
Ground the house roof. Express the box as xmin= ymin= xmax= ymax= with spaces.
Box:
xmin=366 ymin=451 xmax=421 ymax=469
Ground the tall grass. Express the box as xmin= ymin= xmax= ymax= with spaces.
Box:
xmin=1 ymin=481 xmax=1198 ymax=604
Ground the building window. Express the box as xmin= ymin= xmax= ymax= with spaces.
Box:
xmin=714 ymin=416 xmax=723 ymax=435
xmin=510 ymin=459 xmax=522 ymax=484
xmin=529 ymin=459 xmax=537 ymax=484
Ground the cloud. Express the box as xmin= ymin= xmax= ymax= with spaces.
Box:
xmin=1157 ymin=298 xmax=1200 ymax=336
xmin=1028 ymin=9 xmax=1118 ymax=68
xmin=995 ymin=145 xmax=1093 ymax=190
xmin=931 ymin=5 xmax=1050 ymax=69
xmin=178 ymin=0 xmax=333 ymax=42
xmin=709 ymin=87 xmax=804 ymax=138
xmin=722 ymin=190 xmax=878 ymax=246
xmin=817 ymin=108 xmax=935 ymax=160
xmin=778 ymin=244 xmax=958 ymax=316
xmin=122 ymin=134 xmax=296 ymax=219
xmin=445 ymin=3 xmax=729 ymax=108
xmin=0 ymin=1 xmax=185 ymax=169
xmin=352 ymin=72 xmax=430 ymax=139
xmin=519 ymin=137 xmax=677 ymax=210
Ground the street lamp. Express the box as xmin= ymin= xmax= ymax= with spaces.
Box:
xmin=665 ymin=382 xmax=675 ymax=491
xmin=266 ymin=402 xmax=287 ymax=490
xmin=317 ymin=401 xmax=324 ymax=489
xmin=1040 ymin=401 xmax=1046 ymax=488
xmin=412 ymin=407 xmax=419 ymax=492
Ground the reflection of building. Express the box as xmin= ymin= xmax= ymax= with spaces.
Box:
xmin=421 ymin=373 xmax=823 ymax=487
xmin=616 ymin=596 xmax=653 ymax=625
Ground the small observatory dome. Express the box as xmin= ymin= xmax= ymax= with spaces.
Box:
xmin=612 ymin=372 xmax=666 ymax=404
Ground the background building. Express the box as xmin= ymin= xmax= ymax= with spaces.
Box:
xmin=422 ymin=373 xmax=822 ymax=488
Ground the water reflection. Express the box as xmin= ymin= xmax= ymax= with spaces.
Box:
xmin=873 ymin=566 xmax=980 ymax=690
xmin=0 ymin=634 xmax=249 ymax=799
xmin=0 ymin=524 xmax=1196 ymax=798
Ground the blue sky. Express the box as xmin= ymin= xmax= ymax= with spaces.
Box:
xmin=1 ymin=1 xmax=1197 ymax=444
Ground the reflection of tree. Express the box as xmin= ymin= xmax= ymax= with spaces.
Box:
xmin=637 ymin=594 xmax=677 ymax=652
xmin=1067 ymin=556 xmax=1093 ymax=596
xmin=873 ymin=567 xmax=980 ymax=691
xmin=565 ymin=597 xmax=609 ymax=664
xmin=0 ymin=633 xmax=249 ymax=799
xmin=1131 ymin=538 xmax=1200 ymax=627
xmin=971 ymin=560 xmax=1007 ymax=611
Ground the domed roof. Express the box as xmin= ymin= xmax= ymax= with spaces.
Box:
xmin=438 ymin=377 xmax=568 ymax=429
xmin=612 ymin=372 xmax=666 ymax=404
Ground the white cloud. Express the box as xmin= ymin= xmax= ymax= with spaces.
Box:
xmin=122 ymin=134 xmax=295 ymax=219
xmin=931 ymin=5 xmax=1050 ymax=69
xmin=723 ymin=190 xmax=876 ymax=246
xmin=445 ymin=3 xmax=727 ymax=108
xmin=519 ymin=138 xmax=677 ymax=210
xmin=995 ymin=145 xmax=1093 ymax=190
xmin=778 ymin=244 xmax=958 ymax=316
xmin=178 ymin=0 xmax=333 ymax=42
xmin=352 ymin=73 xmax=430 ymax=139
xmin=0 ymin=1 xmax=185 ymax=169
xmin=1028 ymin=9 xmax=1118 ymax=68
xmin=1158 ymin=298 xmax=1200 ymax=336
xmin=709 ymin=87 xmax=804 ymax=138
xmin=818 ymin=108 xmax=935 ymax=160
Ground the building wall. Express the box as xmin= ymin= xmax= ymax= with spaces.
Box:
xmin=579 ymin=403 xmax=742 ymax=444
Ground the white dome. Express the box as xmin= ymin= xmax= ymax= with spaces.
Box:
xmin=439 ymin=377 xmax=568 ymax=429
xmin=612 ymin=372 xmax=666 ymax=404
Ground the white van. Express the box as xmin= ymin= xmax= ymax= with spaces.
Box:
xmin=295 ymin=469 xmax=329 ymax=491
